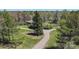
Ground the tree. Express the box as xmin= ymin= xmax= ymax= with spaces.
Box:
xmin=0 ymin=10 xmax=16 ymax=43
xmin=52 ymin=11 xmax=59 ymax=24
xmin=17 ymin=11 xmax=21 ymax=22
xmin=58 ymin=11 xmax=79 ymax=48
xmin=32 ymin=11 xmax=43 ymax=36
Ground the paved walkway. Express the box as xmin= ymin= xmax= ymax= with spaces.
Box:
xmin=32 ymin=29 xmax=56 ymax=49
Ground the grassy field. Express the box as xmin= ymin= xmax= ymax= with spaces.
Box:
xmin=15 ymin=25 xmax=42 ymax=48
xmin=45 ymin=30 xmax=60 ymax=49
xmin=0 ymin=25 xmax=42 ymax=49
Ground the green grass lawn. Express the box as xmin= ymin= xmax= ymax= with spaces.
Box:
xmin=0 ymin=25 xmax=42 ymax=49
xmin=14 ymin=25 xmax=42 ymax=48
xmin=45 ymin=30 xmax=60 ymax=49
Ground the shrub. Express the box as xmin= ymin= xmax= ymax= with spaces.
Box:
xmin=72 ymin=36 xmax=79 ymax=45
xmin=43 ymin=22 xmax=53 ymax=29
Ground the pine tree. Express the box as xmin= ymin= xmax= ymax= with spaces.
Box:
xmin=53 ymin=11 xmax=58 ymax=24
xmin=32 ymin=11 xmax=43 ymax=36
xmin=0 ymin=10 xmax=16 ymax=43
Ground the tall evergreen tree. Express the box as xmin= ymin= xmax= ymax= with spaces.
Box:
xmin=53 ymin=11 xmax=58 ymax=24
xmin=0 ymin=10 xmax=16 ymax=43
xmin=32 ymin=11 xmax=43 ymax=36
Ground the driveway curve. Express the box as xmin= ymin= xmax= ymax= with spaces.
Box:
xmin=32 ymin=29 xmax=56 ymax=49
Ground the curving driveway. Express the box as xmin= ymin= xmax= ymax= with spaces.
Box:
xmin=32 ymin=29 xmax=56 ymax=49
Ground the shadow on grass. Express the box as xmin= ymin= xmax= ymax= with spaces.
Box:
xmin=45 ymin=40 xmax=65 ymax=49
xmin=27 ymin=32 xmax=38 ymax=36
xmin=74 ymin=42 xmax=79 ymax=45
xmin=0 ymin=38 xmax=22 ymax=48
xmin=45 ymin=46 xmax=61 ymax=49
xmin=0 ymin=39 xmax=11 ymax=45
